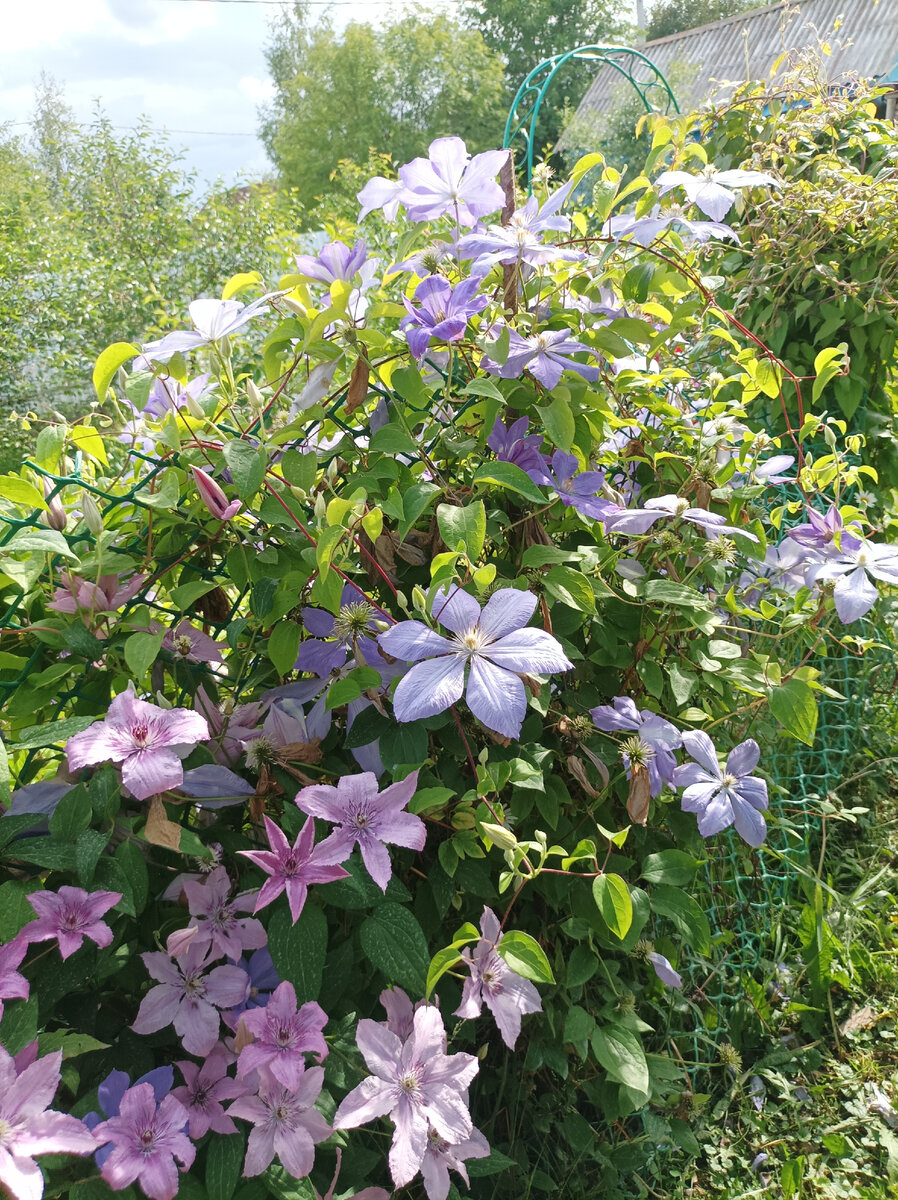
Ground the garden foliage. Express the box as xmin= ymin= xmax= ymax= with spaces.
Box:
xmin=0 ymin=109 xmax=895 ymax=1200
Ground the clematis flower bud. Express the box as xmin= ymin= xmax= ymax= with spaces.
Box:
xmin=246 ymin=379 xmax=264 ymax=409
xmin=41 ymin=479 xmax=67 ymax=531
xmin=184 ymin=392 xmax=205 ymax=420
xmin=191 ymin=467 xmax=241 ymax=521
xmin=81 ymin=491 xmax=104 ymax=534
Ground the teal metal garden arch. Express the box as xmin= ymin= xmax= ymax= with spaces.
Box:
xmin=503 ymin=45 xmax=680 ymax=188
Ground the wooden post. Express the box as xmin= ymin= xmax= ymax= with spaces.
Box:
xmin=500 ymin=149 xmax=518 ymax=315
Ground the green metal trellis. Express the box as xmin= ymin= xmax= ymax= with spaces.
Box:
xmin=503 ymin=44 xmax=680 ymax=188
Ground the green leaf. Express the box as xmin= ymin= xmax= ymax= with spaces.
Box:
xmin=0 ymin=475 xmax=47 ymax=512
xmin=641 ymin=850 xmax=701 ymax=886
xmin=267 ymin=904 xmax=328 ymax=1004
xmin=48 ymin=785 xmax=92 ymax=841
xmin=223 ymin=440 xmax=267 ymax=501
xmin=592 ymin=874 xmax=633 ymax=939
xmin=317 ymin=851 xmax=410 ymax=910
xmin=75 ymin=829 xmax=110 ymax=886
xmin=537 ymin=394 xmax=575 ymax=452
xmin=5 ymin=528 xmax=79 ymax=562
xmin=564 ymin=1004 xmax=596 ymax=1044
xmin=436 ymin=501 xmax=486 ymax=560
xmin=343 ymin=705 xmax=393 ymax=750
xmin=770 ymin=677 xmax=818 ymax=746
xmin=170 ymin=580 xmax=220 ymax=610
xmin=93 ymin=342 xmax=140 ymax=401
xmin=125 ymin=631 xmax=164 ymax=678
xmin=467 ymin=1149 xmax=518 ymax=1177
xmin=605 ymin=316 xmax=657 ymax=345
xmin=281 ymin=449 xmax=318 ymax=493
xmin=115 ymin=841 xmax=149 ymax=913
xmin=38 ymin=1029 xmax=109 ymax=1059
xmin=425 ymin=944 xmax=466 ymax=998
xmin=360 ymin=902 xmax=430 ymax=993
xmin=645 ymin=580 xmax=709 ymax=607
xmin=34 ymin=426 xmax=65 ymax=471
xmin=471 ymin=461 xmax=546 ymax=505
xmin=0 ymin=881 xmax=40 ymax=941
xmin=13 ymin=715 xmax=97 ymax=750
xmin=496 ymin=930 xmax=555 ymax=984
xmin=0 ymin=997 xmax=39 ymax=1055
xmin=544 ymin=565 xmax=595 ymax=613
xmin=268 ymin=622 xmax=302 ymax=677
xmin=781 ymin=1158 xmax=804 ymax=1200
xmin=370 ymin=425 xmax=418 ymax=456
xmin=206 ymin=1132 xmax=246 ymax=1200
xmin=566 ymin=944 xmax=598 ymax=987
xmin=591 ymin=1021 xmax=649 ymax=1091
xmin=649 ymin=884 xmax=711 ymax=955
xmin=141 ymin=470 xmax=181 ymax=510
xmin=398 ymin=481 xmax=441 ymax=541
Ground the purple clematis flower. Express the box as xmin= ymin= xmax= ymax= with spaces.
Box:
xmin=294 ymin=769 xmax=427 ymax=891
xmin=457 ymin=179 xmax=583 ymax=271
xmin=295 ymin=583 xmax=380 ymax=678
xmin=65 ymin=683 xmax=209 ymax=801
xmin=543 ymin=451 xmax=616 ymax=522
xmin=378 ymin=585 xmax=572 ymax=739
xmin=132 ymin=943 xmax=250 ymax=1056
xmin=161 ymin=619 xmax=224 ymax=665
xmin=8 ymin=780 xmax=73 ymax=818
xmin=177 ymin=764 xmax=256 ymax=809
xmin=47 ymin=571 xmax=147 ymax=618
xmin=237 ymin=982 xmax=329 ymax=1085
xmin=92 ymin=1083 xmax=195 ymax=1200
xmin=604 ymin=494 xmax=758 ymax=540
xmin=238 ymin=815 xmax=349 ymax=923
xmin=172 ymin=1047 xmax=249 ymax=1140
xmin=333 ymin=1005 xmax=479 ymax=1189
xmin=400 ymin=276 xmax=488 ymax=360
xmin=21 ymin=886 xmax=121 ymax=960
xmin=420 ymin=1123 xmax=491 ymax=1200
xmin=648 ymin=952 xmax=683 ymax=989
xmin=143 ymin=373 xmax=215 ymax=420
xmin=0 ymin=940 xmax=29 ymax=1022
xmin=787 ymin=504 xmax=858 ymax=551
xmin=481 ymin=327 xmax=600 ymax=390
xmin=654 ymin=165 xmax=779 ymax=222
xmin=805 ymin=536 xmax=898 ymax=624
xmin=454 ymin=906 xmax=542 ymax=1050
xmin=141 ymin=294 xmax=278 ymax=363
xmin=589 ymin=697 xmax=682 ymax=796
xmin=294 ymin=239 xmax=368 ymax=285
xmin=0 ymin=1044 xmax=96 ymax=1200
xmin=674 ymin=731 xmax=769 ymax=847
xmin=83 ymin=1068 xmax=175 ymax=1169
xmin=229 ymin=1063 xmax=331 ymax=1179
xmin=486 ymin=416 xmax=550 ymax=486
xmin=225 ymin=947 xmax=280 ymax=1024
xmin=603 ymin=206 xmax=740 ymax=245
xmin=398 ymin=136 xmax=507 ymax=227
xmin=183 ymin=866 xmax=267 ymax=961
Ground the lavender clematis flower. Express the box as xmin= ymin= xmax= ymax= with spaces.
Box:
xmin=457 ymin=179 xmax=584 ymax=271
xmin=294 ymin=769 xmax=427 ymax=891
xmin=237 ymin=982 xmax=329 ymax=1085
xmin=238 ymin=815 xmax=349 ymax=923
xmin=589 ymin=697 xmax=682 ymax=796
xmin=143 ymin=373 xmax=215 ymax=420
xmin=357 ymin=175 xmax=405 ymax=222
xmin=295 ymin=583 xmax=380 ymax=678
xmin=161 ymin=619 xmax=224 ymax=665
xmin=229 ymin=1063 xmax=330 ymax=1179
xmin=787 ymin=504 xmax=858 ymax=551
xmin=674 ymin=731 xmax=769 ymax=847
xmin=648 ymin=952 xmax=683 ymax=989
xmin=21 ymin=886 xmax=121 ymax=960
xmin=378 ymin=585 xmax=572 ymax=739
xmin=481 ymin=327 xmax=600 ymax=390
xmin=454 ymin=907 xmax=542 ymax=1049
xmin=604 ymin=494 xmax=758 ymax=540
xmin=142 ymin=295 xmax=278 ymax=363
xmin=805 ymin=537 xmax=898 ymax=623
xmin=379 ymin=986 xmax=425 ymax=1041
xmin=131 ymin=943 xmax=250 ymax=1056
xmin=172 ymin=1047 xmax=249 ymax=1140
xmin=654 ymin=165 xmax=779 ymax=222
xmin=399 ymin=136 xmax=507 ymax=227
xmin=65 ymin=684 xmax=209 ymax=801
xmin=400 ymin=276 xmax=488 ymax=360
xmin=0 ymin=1044 xmax=96 ymax=1200
xmin=183 ymin=866 xmax=266 ymax=961
xmin=543 ymin=451 xmax=616 ymax=522
xmin=603 ymin=206 xmax=740 ymax=246
xmin=92 ymin=1083 xmax=195 ymax=1200
xmin=333 ymin=1005 xmax=479 ymax=1189
xmin=419 ymin=1123 xmax=491 ymax=1200
xmin=294 ymin=239 xmax=368 ymax=285
xmin=0 ymin=940 xmax=29 ymax=1022
xmin=486 ymin=416 xmax=550 ymax=486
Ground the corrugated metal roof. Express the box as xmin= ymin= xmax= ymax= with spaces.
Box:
xmin=563 ymin=0 xmax=898 ymax=140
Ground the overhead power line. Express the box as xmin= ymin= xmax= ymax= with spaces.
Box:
xmin=4 ymin=120 xmax=258 ymax=137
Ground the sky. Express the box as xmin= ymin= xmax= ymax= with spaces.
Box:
xmin=0 ymin=0 xmax=460 ymax=189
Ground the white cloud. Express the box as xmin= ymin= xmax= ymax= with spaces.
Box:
xmin=238 ymin=75 xmax=276 ymax=106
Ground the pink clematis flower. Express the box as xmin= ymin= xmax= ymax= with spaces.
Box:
xmin=294 ymin=770 xmax=426 ymax=892
xmin=92 ymin=1083 xmax=195 ymax=1200
xmin=191 ymin=467 xmax=242 ymax=522
xmin=0 ymin=940 xmax=29 ymax=1021
xmin=47 ymin=571 xmax=147 ymax=618
xmin=454 ymin=906 xmax=542 ymax=1050
xmin=0 ymin=1044 xmax=96 ymax=1200
xmin=228 ymin=1064 xmax=331 ymax=1179
xmin=161 ymin=619 xmax=224 ymax=664
xmin=238 ymin=815 xmax=348 ymax=923
xmin=21 ymin=887 xmax=121 ymax=961
xmin=65 ymin=683 xmax=209 ymax=801
xmin=182 ymin=866 xmax=266 ymax=961
xmin=132 ymin=943 xmax=250 ymax=1056
xmin=420 ymin=1123 xmax=491 ymax=1200
xmin=172 ymin=1047 xmax=250 ymax=1140
xmin=237 ymin=981 xmax=329 ymax=1087
xmin=334 ymin=1005 xmax=479 ymax=1188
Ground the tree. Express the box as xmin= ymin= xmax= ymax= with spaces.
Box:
xmin=462 ymin=0 xmax=628 ymax=146
xmin=645 ymin=0 xmax=760 ymax=42
xmin=260 ymin=6 xmax=507 ymax=203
